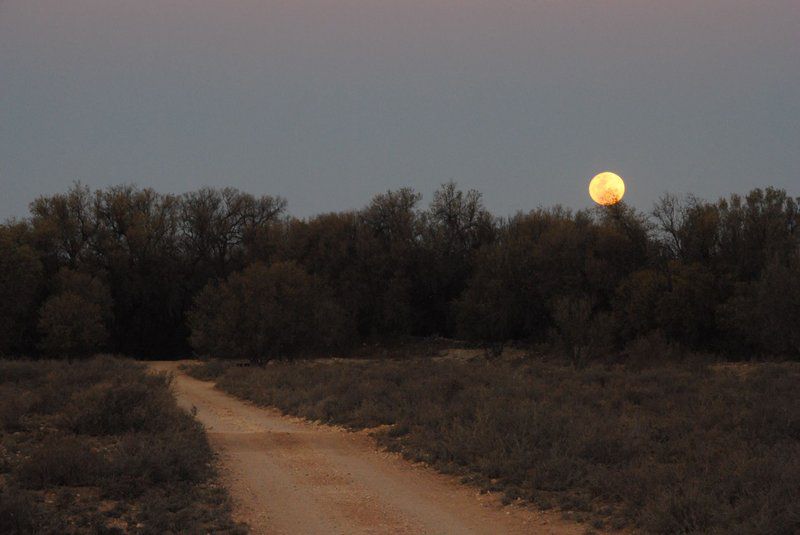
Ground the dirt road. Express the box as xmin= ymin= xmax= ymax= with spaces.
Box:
xmin=150 ymin=361 xmax=588 ymax=535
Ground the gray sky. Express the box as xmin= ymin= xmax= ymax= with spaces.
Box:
xmin=1 ymin=0 xmax=798 ymax=219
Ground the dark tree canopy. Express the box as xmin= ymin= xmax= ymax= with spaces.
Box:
xmin=0 ymin=222 xmax=43 ymax=355
xmin=1 ymin=182 xmax=798 ymax=360
xmin=189 ymin=262 xmax=351 ymax=362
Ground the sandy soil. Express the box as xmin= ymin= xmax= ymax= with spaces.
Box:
xmin=149 ymin=361 xmax=592 ymax=535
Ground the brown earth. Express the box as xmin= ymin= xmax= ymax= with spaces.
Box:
xmin=149 ymin=361 xmax=594 ymax=535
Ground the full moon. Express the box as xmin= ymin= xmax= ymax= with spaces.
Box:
xmin=589 ymin=172 xmax=625 ymax=206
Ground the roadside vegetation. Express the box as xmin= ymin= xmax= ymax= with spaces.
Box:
xmin=2 ymin=182 xmax=798 ymax=533
xmin=0 ymin=357 xmax=245 ymax=534
xmin=188 ymin=356 xmax=800 ymax=534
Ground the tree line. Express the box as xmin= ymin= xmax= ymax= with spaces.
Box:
xmin=1 ymin=182 xmax=798 ymax=361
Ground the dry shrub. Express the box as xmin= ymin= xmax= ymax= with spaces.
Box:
xmin=0 ymin=485 xmax=50 ymax=534
xmin=624 ymin=330 xmax=681 ymax=364
xmin=105 ymin=425 xmax=213 ymax=498
xmin=0 ymin=385 xmax=33 ymax=431
xmin=197 ymin=357 xmax=800 ymax=533
xmin=64 ymin=373 xmax=178 ymax=435
xmin=182 ymin=359 xmax=231 ymax=380
xmin=136 ymin=486 xmax=246 ymax=535
xmin=0 ymin=357 xmax=243 ymax=534
xmin=0 ymin=361 xmax=42 ymax=384
xmin=17 ymin=435 xmax=104 ymax=489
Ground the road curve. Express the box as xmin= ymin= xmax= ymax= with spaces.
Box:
xmin=149 ymin=361 xmax=589 ymax=535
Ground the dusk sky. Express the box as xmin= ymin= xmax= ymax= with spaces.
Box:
xmin=1 ymin=0 xmax=798 ymax=219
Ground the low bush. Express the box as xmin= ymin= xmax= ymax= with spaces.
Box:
xmin=0 ymin=385 xmax=32 ymax=431
xmin=181 ymin=359 xmax=232 ymax=380
xmin=17 ymin=435 xmax=104 ymax=489
xmin=64 ymin=373 xmax=178 ymax=435
xmin=105 ymin=426 xmax=213 ymax=498
xmin=135 ymin=484 xmax=244 ymax=535
xmin=0 ymin=486 xmax=49 ymax=534
xmin=193 ymin=357 xmax=800 ymax=534
xmin=0 ymin=357 xmax=245 ymax=534
xmin=0 ymin=361 xmax=42 ymax=384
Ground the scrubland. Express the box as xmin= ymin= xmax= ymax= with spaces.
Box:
xmin=0 ymin=357 xmax=244 ymax=534
xmin=188 ymin=356 xmax=800 ymax=534
xmin=2 ymin=182 xmax=798 ymax=534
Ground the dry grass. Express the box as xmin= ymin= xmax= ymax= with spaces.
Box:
xmin=189 ymin=357 xmax=800 ymax=534
xmin=0 ymin=357 xmax=246 ymax=534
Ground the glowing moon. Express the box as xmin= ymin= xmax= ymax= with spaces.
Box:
xmin=589 ymin=172 xmax=625 ymax=206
